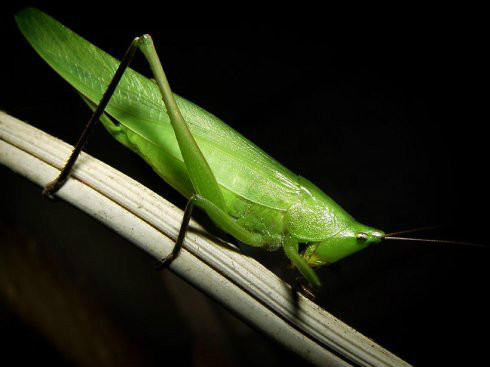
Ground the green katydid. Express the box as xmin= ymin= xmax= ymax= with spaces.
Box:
xmin=14 ymin=8 xmax=481 ymax=291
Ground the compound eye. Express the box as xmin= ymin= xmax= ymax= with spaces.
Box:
xmin=357 ymin=232 xmax=368 ymax=243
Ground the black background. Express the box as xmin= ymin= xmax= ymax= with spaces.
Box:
xmin=1 ymin=3 xmax=488 ymax=367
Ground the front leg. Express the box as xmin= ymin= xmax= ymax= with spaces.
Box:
xmin=283 ymin=236 xmax=321 ymax=290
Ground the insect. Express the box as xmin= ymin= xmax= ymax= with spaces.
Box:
xmin=14 ymin=8 xmax=485 ymax=293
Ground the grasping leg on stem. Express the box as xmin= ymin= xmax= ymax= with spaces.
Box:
xmin=156 ymin=194 xmax=265 ymax=267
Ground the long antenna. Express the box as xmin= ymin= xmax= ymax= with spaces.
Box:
xmin=384 ymin=226 xmax=442 ymax=237
xmin=383 ymin=236 xmax=487 ymax=248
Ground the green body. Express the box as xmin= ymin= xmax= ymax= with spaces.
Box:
xmin=16 ymin=8 xmax=384 ymax=288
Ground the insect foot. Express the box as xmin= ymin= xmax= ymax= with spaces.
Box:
xmin=154 ymin=254 xmax=176 ymax=271
xmin=42 ymin=176 xmax=67 ymax=200
xmin=295 ymin=277 xmax=316 ymax=301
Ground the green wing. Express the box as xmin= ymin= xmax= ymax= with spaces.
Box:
xmin=16 ymin=8 xmax=301 ymax=210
